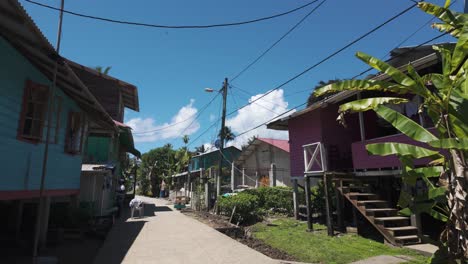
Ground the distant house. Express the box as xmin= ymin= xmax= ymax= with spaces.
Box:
xmin=68 ymin=62 xmax=141 ymax=216
xmin=234 ymin=138 xmax=291 ymax=188
xmin=0 ymin=0 xmax=118 ymax=247
xmin=172 ymin=146 xmax=241 ymax=192
xmin=267 ymin=44 xmax=448 ymax=246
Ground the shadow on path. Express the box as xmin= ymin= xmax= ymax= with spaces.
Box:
xmin=93 ymin=212 xmax=146 ymax=264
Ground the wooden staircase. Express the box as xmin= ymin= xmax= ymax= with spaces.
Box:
xmin=338 ymin=181 xmax=421 ymax=246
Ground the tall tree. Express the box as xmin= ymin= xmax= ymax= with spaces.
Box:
xmin=314 ymin=2 xmax=467 ymax=261
xmin=219 ymin=126 xmax=235 ymax=144
xmin=195 ymin=144 xmax=205 ymax=154
xmin=182 ymin=135 xmax=190 ymax=146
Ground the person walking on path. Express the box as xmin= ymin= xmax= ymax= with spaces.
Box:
xmin=160 ymin=180 xmax=166 ymax=198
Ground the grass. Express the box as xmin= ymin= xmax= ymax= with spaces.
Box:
xmin=251 ymin=218 xmax=429 ymax=264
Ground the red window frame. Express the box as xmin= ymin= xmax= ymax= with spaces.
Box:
xmin=17 ymin=80 xmax=49 ymax=143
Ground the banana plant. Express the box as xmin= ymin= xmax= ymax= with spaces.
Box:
xmin=314 ymin=1 xmax=467 ymax=261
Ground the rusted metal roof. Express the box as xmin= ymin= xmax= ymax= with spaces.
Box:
xmin=67 ymin=60 xmax=140 ymax=113
xmin=0 ymin=0 xmax=116 ymax=130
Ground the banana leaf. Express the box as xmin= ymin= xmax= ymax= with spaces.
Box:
xmin=451 ymin=24 xmax=468 ymax=73
xmin=356 ymin=52 xmax=417 ymax=88
xmin=366 ymin=142 xmax=441 ymax=159
xmin=432 ymin=23 xmax=462 ymax=37
xmin=338 ymin=97 xmax=408 ymax=114
xmin=418 ymin=2 xmax=466 ymax=30
xmin=428 ymin=138 xmax=468 ymax=150
xmin=373 ymin=105 xmax=439 ymax=143
xmin=313 ymin=79 xmax=407 ymax=97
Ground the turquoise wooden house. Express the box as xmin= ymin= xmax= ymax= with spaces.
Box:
xmin=189 ymin=146 xmax=241 ymax=172
xmin=0 ymin=0 xmax=139 ymax=249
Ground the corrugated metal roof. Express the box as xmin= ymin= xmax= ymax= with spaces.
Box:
xmin=257 ymin=138 xmax=289 ymax=153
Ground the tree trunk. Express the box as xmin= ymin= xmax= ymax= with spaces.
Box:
xmin=445 ymin=149 xmax=468 ymax=261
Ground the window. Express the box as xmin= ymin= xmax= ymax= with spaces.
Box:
xmin=18 ymin=80 xmax=49 ymax=143
xmin=47 ymin=96 xmax=62 ymax=144
xmin=65 ymin=111 xmax=86 ymax=154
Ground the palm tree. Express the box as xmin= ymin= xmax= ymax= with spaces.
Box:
xmin=219 ymin=126 xmax=235 ymax=144
xmin=182 ymin=135 xmax=190 ymax=146
xmin=95 ymin=66 xmax=112 ymax=75
xmin=195 ymin=144 xmax=205 ymax=154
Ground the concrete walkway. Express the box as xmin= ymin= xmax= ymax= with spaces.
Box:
xmin=93 ymin=196 xmax=276 ymax=264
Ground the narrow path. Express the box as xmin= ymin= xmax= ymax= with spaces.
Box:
xmin=93 ymin=196 xmax=276 ymax=264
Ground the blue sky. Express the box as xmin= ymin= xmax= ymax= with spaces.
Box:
xmin=22 ymin=0 xmax=462 ymax=153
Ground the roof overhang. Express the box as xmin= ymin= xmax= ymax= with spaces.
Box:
xmin=267 ymin=52 xmax=441 ymax=131
xmin=67 ymin=60 xmax=140 ymax=112
xmin=115 ymin=120 xmax=141 ymax=158
xmin=0 ymin=0 xmax=117 ymax=131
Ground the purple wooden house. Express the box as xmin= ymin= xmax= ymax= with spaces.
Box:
xmin=268 ymin=44 xmax=447 ymax=246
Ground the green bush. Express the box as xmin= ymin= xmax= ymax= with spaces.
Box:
xmin=218 ymin=192 xmax=262 ymax=224
xmin=243 ymin=187 xmax=294 ymax=214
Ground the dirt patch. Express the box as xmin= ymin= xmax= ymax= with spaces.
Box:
xmin=182 ymin=209 xmax=297 ymax=262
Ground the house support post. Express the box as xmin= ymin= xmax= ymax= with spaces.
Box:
xmin=335 ymin=179 xmax=345 ymax=232
xmin=304 ymin=176 xmax=313 ymax=231
xmin=216 ymin=169 xmax=221 ymax=197
xmin=38 ymin=196 xmax=51 ymax=247
xmin=255 ymin=171 xmax=259 ymax=188
xmin=188 ymin=172 xmax=192 ymax=198
xmin=411 ymin=213 xmax=422 ymax=237
xmin=293 ymin=179 xmax=299 ymax=220
xmin=14 ymin=200 xmax=24 ymax=242
xmin=242 ymin=168 xmax=245 ymax=186
xmin=231 ymin=163 xmax=235 ymax=192
xmin=323 ymin=173 xmax=334 ymax=236
xmin=205 ymin=168 xmax=210 ymax=210
xmin=357 ymin=92 xmax=366 ymax=142
xmin=269 ymin=163 xmax=277 ymax=187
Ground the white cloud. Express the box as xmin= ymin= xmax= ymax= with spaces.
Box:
xmin=126 ymin=99 xmax=200 ymax=143
xmin=225 ymin=89 xmax=294 ymax=148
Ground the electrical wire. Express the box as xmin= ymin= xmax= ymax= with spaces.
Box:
xmin=225 ymin=3 xmax=418 ymax=119
xmin=232 ymin=31 xmax=453 ymax=138
xmin=230 ymin=87 xmax=282 ymax=115
xmin=230 ymin=0 xmax=327 ymax=81
xmin=133 ymin=92 xmax=220 ymax=134
xmin=24 ymin=0 xmax=321 ymax=29
xmin=186 ymin=3 xmax=418 ymax=149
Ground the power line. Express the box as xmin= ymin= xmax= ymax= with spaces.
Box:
xmin=191 ymin=3 xmax=417 ymax=146
xmin=225 ymin=3 xmax=418 ymax=118
xmin=230 ymin=87 xmax=282 ymax=115
xmin=24 ymin=0 xmax=320 ymax=29
xmin=133 ymin=92 xmax=220 ymax=134
xmin=233 ymin=31 xmax=452 ymax=138
xmin=350 ymin=31 xmax=449 ymax=79
xmin=230 ymin=0 xmax=327 ymax=81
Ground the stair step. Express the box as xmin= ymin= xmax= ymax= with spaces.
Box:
xmin=366 ymin=208 xmax=398 ymax=212
xmin=394 ymin=235 xmax=420 ymax=241
xmin=357 ymin=200 xmax=387 ymax=205
xmin=374 ymin=216 xmax=409 ymax=221
xmin=349 ymin=193 xmax=377 ymax=196
xmin=386 ymin=226 xmax=418 ymax=231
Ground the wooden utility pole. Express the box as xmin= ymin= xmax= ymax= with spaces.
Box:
xmin=33 ymin=0 xmax=65 ymax=258
xmin=132 ymin=159 xmax=138 ymax=198
xmin=217 ymin=78 xmax=228 ymax=196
